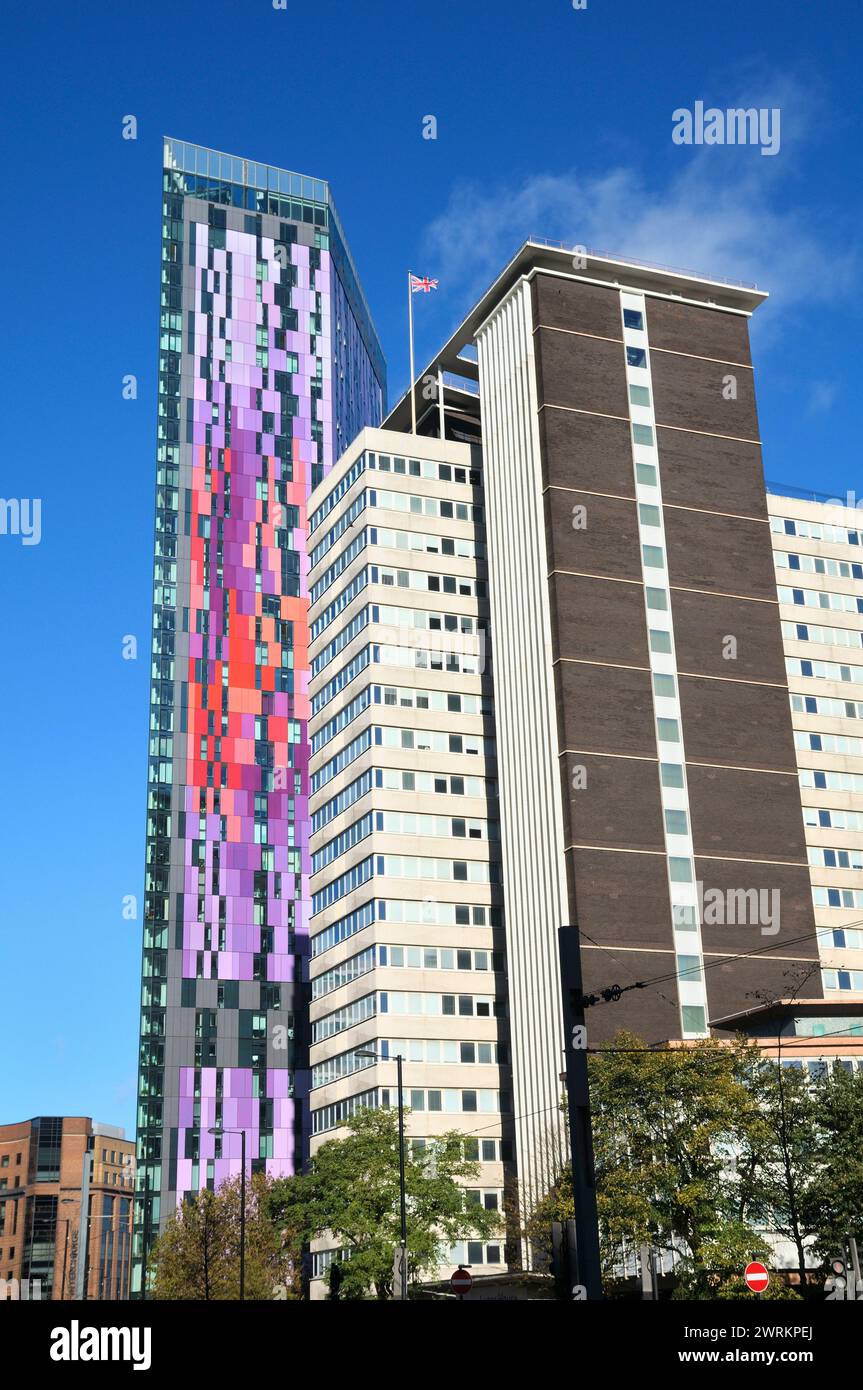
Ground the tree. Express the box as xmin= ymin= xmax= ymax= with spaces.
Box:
xmin=589 ymin=1033 xmax=768 ymax=1283
xmin=269 ymin=1107 xmax=501 ymax=1298
xmin=736 ymin=1051 xmax=820 ymax=1288
xmin=800 ymin=1064 xmax=863 ymax=1265
xmin=149 ymin=1172 xmax=301 ymax=1300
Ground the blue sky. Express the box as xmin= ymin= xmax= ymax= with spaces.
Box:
xmin=0 ymin=0 xmax=860 ymax=1133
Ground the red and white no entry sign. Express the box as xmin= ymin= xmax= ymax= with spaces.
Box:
xmin=744 ymin=1262 xmax=769 ymax=1293
xmin=451 ymin=1267 xmax=473 ymax=1296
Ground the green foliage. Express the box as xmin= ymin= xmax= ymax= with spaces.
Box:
xmin=149 ymin=1172 xmax=301 ymax=1301
xmin=799 ymin=1065 xmax=863 ymax=1263
xmin=589 ymin=1033 xmax=768 ymax=1278
xmin=269 ymin=1106 xmax=501 ymax=1298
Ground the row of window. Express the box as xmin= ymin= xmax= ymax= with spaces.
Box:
xmin=309 ymin=528 xmax=368 ymax=607
xmin=309 ymin=453 xmax=368 ymax=533
xmin=792 ymin=693 xmax=863 ymax=719
xmin=376 ymin=726 xmax=490 ymax=756
xmin=311 ymin=811 xmax=497 ymax=900
xmin=311 ymin=686 xmax=371 ymax=755
xmin=788 ymin=656 xmax=863 ymax=684
xmin=380 ymin=1087 xmax=505 ymax=1115
xmin=311 ymin=726 xmax=372 ymax=794
xmin=796 ymin=730 xmax=863 ymax=757
xmin=802 ymin=768 xmax=863 ymax=792
xmin=314 ymin=565 xmax=485 ymax=642
xmin=311 ymin=988 xmax=504 ymax=1042
xmin=311 ymin=766 xmax=490 ymax=837
xmin=771 ymin=515 xmax=861 ymax=545
xmin=776 ymin=550 xmax=863 ymax=580
xmin=311 ymin=897 xmax=501 ymax=957
xmin=371 ymin=487 xmax=481 ymax=525
xmin=778 ymin=583 xmax=863 ymax=615
xmin=823 ymin=969 xmax=863 ymax=991
xmin=803 ymin=806 xmax=863 ymax=831
xmin=783 ymin=620 xmax=863 ymax=649
xmin=809 ymin=848 xmax=863 ymax=870
xmin=814 ymin=887 xmax=863 ymax=909
xmin=366 ymin=451 xmax=478 ymax=486
xmin=310 ymin=566 xmax=369 ymax=641
xmin=312 ymin=942 xmax=505 ymax=999
xmin=311 ymin=1038 xmax=508 ymax=1089
xmin=818 ymin=927 xmax=863 ymax=950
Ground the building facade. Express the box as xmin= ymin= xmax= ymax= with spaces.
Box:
xmin=0 ymin=1117 xmax=134 ymax=1301
xmin=380 ymin=242 xmax=823 ymax=1232
xmin=769 ymin=488 xmax=863 ymax=1007
xmin=306 ymin=427 xmax=510 ymax=1285
xmin=135 ymin=139 xmax=385 ymax=1290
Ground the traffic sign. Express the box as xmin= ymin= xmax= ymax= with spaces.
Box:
xmin=451 ymin=1267 xmax=473 ymax=1296
xmin=744 ymin=1262 xmax=770 ymax=1293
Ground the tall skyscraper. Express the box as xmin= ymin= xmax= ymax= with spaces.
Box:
xmin=135 ymin=139 xmax=385 ymax=1292
xmin=305 ymin=241 xmax=825 ymax=1276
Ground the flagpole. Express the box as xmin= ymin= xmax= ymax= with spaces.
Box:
xmin=408 ymin=270 xmax=417 ymax=435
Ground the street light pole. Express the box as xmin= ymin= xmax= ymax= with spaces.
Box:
xmin=357 ymin=1048 xmax=408 ymax=1300
xmin=240 ymin=1128 xmax=246 ymax=1303
xmin=208 ymin=1126 xmax=247 ymax=1301
xmin=396 ymin=1052 xmax=407 ymax=1297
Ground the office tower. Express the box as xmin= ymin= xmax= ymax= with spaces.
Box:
xmin=0 ymin=1117 xmax=135 ymax=1300
xmin=307 ymin=427 xmax=508 ymax=1287
xmin=376 ymin=241 xmax=823 ymax=1232
xmin=768 ymin=487 xmax=863 ymax=1004
xmin=135 ymin=139 xmax=385 ymax=1291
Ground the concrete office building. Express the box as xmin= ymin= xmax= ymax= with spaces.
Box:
xmin=767 ymin=488 xmax=863 ymax=1011
xmin=306 ymin=241 xmax=826 ymax=1270
xmin=0 ymin=1117 xmax=135 ymax=1300
xmin=306 ymin=427 xmax=509 ymax=1284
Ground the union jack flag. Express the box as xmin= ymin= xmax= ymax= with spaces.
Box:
xmin=410 ymin=274 xmax=439 ymax=293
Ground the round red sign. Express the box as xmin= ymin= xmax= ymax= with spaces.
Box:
xmin=744 ymin=1262 xmax=769 ymax=1293
xmin=451 ymin=1268 xmax=473 ymax=1295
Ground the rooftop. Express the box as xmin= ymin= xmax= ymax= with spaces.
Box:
xmin=385 ymin=238 xmax=767 ymax=434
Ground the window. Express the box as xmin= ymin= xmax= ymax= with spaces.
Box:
xmin=649 ymin=629 xmax=672 ymax=654
xmin=646 ymin=587 xmax=668 ymax=610
xmin=677 ymin=954 xmax=702 ymax=982
xmin=653 ymin=673 xmax=675 ymax=697
xmin=657 ymin=718 xmax=680 ymax=742
xmin=633 ymin=423 xmax=655 ymax=448
xmin=636 ymin=462 xmax=657 ymax=487
xmin=661 ymin=762 xmax=684 ymax=788
xmin=629 ymin=384 xmax=650 ymax=407
xmin=624 ymin=309 xmax=644 ymax=331
xmin=627 ymin=346 xmax=647 ymax=368
xmin=682 ymin=1005 xmax=706 ymax=1033
xmin=642 ymin=544 xmax=664 ymax=569
xmin=639 ymin=503 xmax=661 ymax=527
xmin=669 ymin=857 xmax=693 ymax=883
xmin=665 ymin=809 xmax=688 ymax=835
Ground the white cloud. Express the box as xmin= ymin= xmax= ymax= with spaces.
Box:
xmin=422 ymin=77 xmax=855 ymax=339
xmin=806 ymin=380 xmax=840 ymax=415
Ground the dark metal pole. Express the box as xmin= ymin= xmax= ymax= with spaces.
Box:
xmin=397 ymin=1054 xmax=407 ymax=1299
xmin=558 ymin=925 xmax=603 ymax=1300
xmin=141 ymin=1169 xmax=150 ymax=1302
xmin=240 ymin=1128 xmax=246 ymax=1302
xmin=61 ymin=1219 xmax=70 ymax=1301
